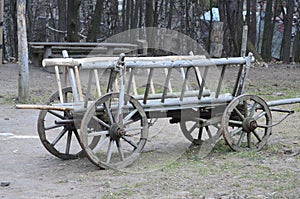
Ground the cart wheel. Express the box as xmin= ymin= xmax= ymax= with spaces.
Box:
xmin=37 ymin=87 xmax=100 ymax=160
xmin=80 ymin=93 xmax=148 ymax=169
xmin=180 ymin=121 xmax=221 ymax=145
xmin=221 ymin=94 xmax=272 ymax=151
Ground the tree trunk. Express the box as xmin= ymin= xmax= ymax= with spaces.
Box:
xmin=261 ymin=0 xmax=273 ymax=62
xmin=293 ymin=3 xmax=300 ymax=62
xmin=224 ymin=0 xmax=243 ymax=56
xmin=0 ymin=0 xmax=3 ymax=63
xmin=207 ymin=0 xmax=213 ymax=52
xmin=86 ymin=0 xmax=104 ymax=42
xmin=17 ymin=0 xmax=29 ymax=103
xmin=67 ymin=0 xmax=81 ymax=42
xmin=145 ymin=0 xmax=154 ymax=27
xmin=145 ymin=0 xmax=154 ymax=52
xmin=281 ymin=0 xmax=294 ymax=63
xmin=58 ymin=0 xmax=67 ymax=41
xmin=247 ymin=0 xmax=257 ymax=45
xmin=3 ymin=0 xmax=18 ymax=60
xmin=132 ymin=0 xmax=139 ymax=30
xmin=167 ymin=0 xmax=174 ymax=29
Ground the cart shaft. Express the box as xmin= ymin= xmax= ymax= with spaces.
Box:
xmin=267 ymin=98 xmax=300 ymax=107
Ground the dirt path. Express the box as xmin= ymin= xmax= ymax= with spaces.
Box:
xmin=0 ymin=63 xmax=299 ymax=198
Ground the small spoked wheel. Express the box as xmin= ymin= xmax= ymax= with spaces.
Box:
xmin=37 ymin=87 xmax=99 ymax=159
xmin=221 ymin=95 xmax=272 ymax=151
xmin=80 ymin=93 xmax=148 ymax=169
xmin=180 ymin=120 xmax=221 ymax=145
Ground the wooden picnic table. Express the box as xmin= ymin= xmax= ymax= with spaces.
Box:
xmin=28 ymin=42 xmax=140 ymax=67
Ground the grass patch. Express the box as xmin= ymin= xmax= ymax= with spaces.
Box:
xmin=234 ymin=150 xmax=264 ymax=162
xmin=0 ymin=96 xmax=16 ymax=105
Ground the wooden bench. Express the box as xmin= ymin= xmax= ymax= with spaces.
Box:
xmin=28 ymin=42 xmax=145 ymax=67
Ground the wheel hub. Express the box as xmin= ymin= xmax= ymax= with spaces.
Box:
xmin=109 ymin=123 xmax=125 ymax=140
xmin=243 ymin=118 xmax=258 ymax=132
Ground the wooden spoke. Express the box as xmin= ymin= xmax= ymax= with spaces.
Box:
xmin=92 ymin=136 xmax=110 ymax=153
xmin=234 ymin=108 xmax=245 ymax=120
xmin=205 ymin=126 xmax=212 ymax=138
xmin=116 ymin=140 xmax=125 ymax=161
xmin=254 ymin=111 xmax=267 ymax=120
xmin=123 ymin=109 xmax=138 ymax=123
xmin=229 ymin=120 xmax=243 ymax=126
xmin=252 ymin=130 xmax=262 ymax=142
xmin=230 ymin=127 xmax=243 ymax=136
xmin=189 ymin=122 xmax=198 ymax=134
xmin=237 ymin=131 xmax=246 ymax=146
xmin=48 ymin=110 xmax=65 ymax=119
xmin=247 ymin=132 xmax=251 ymax=148
xmin=198 ymin=127 xmax=203 ymax=140
xmin=51 ymin=128 xmax=68 ymax=146
xmin=249 ymin=102 xmax=258 ymax=117
xmin=92 ymin=115 xmax=110 ymax=128
xmin=103 ymin=101 xmax=114 ymax=124
xmin=88 ymin=130 xmax=109 ymax=137
xmin=106 ymin=139 xmax=114 ymax=164
xmin=122 ymin=136 xmax=138 ymax=149
xmin=44 ymin=124 xmax=63 ymax=131
xmin=66 ymin=130 xmax=72 ymax=154
xmin=243 ymin=100 xmax=248 ymax=117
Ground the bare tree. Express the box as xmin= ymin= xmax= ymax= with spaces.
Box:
xmin=292 ymin=1 xmax=300 ymax=62
xmin=86 ymin=0 xmax=104 ymax=42
xmin=3 ymin=0 xmax=18 ymax=60
xmin=281 ymin=0 xmax=295 ymax=63
xmin=0 ymin=0 xmax=3 ymax=63
xmin=17 ymin=0 xmax=29 ymax=102
xmin=246 ymin=0 xmax=257 ymax=45
xmin=67 ymin=0 xmax=81 ymax=42
xmin=219 ymin=0 xmax=244 ymax=56
xmin=261 ymin=0 xmax=274 ymax=61
xmin=58 ymin=0 xmax=67 ymax=41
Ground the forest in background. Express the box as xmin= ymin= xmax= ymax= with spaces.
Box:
xmin=3 ymin=0 xmax=300 ymax=63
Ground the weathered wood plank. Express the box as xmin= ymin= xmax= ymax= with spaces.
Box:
xmin=42 ymin=55 xmax=254 ymax=70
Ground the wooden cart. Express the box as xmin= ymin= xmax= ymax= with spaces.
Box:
xmin=17 ymin=52 xmax=300 ymax=169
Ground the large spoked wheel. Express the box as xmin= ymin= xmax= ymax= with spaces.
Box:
xmin=180 ymin=120 xmax=221 ymax=145
xmin=37 ymin=87 xmax=100 ymax=159
xmin=80 ymin=93 xmax=148 ymax=169
xmin=221 ymin=94 xmax=272 ymax=151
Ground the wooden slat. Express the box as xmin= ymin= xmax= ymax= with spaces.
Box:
xmin=215 ymin=65 xmax=226 ymax=98
xmin=94 ymin=69 xmax=101 ymax=97
xmin=161 ymin=68 xmax=173 ymax=103
xmin=74 ymin=66 xmax=84 ymax=101
xmin=143 ymin=68 xmax=154 ymax=104
xmin=55 ymin=66 xmax=64 ymax=104
xmin=180 ymin=67 xmax=191 ymax=101
xmin=198 ymin=66 xmax=208 ymax=100
xmin=232 ymin=64 xmax=244 ymax=97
